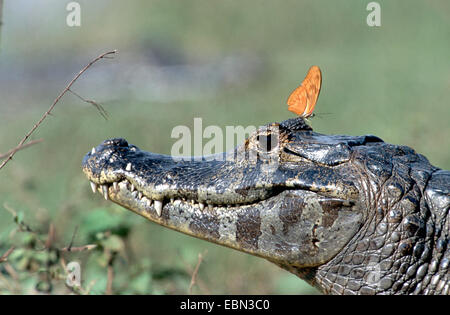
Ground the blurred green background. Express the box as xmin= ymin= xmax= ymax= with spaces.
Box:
xmin=0 ymin=0 xmax=449 ymax=294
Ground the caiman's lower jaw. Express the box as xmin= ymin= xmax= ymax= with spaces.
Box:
xmin=86 ymin=174 xmax=362 ymax=269
xmin=89 ymin=178 xmax=165 ymax=216
xmin=88 ymin=176 xmax=285 ymax=219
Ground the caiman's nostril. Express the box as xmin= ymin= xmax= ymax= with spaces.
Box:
xmin=102 ymin=138 xmax=129 ymax=148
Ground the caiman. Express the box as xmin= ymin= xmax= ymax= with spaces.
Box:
xmin=82 ymin=117 xmax=449 ymax=295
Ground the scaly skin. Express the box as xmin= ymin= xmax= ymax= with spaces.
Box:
xmin=82 ymin=117 xmax=449 ymax=295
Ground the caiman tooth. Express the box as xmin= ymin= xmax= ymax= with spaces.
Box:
xmin=90 ymin=182 xmax=98 ymax=193
xmin=113 ymin=182 xmax=118 ymax=191
xmin=130 ymin=184 xmax=135 ymax=192
xmin=199 ymin=202 xmax=205 ymax=210
xmin=142 ymin=197 xmax=152 ymax=208
xmin=170 ymin=198 xmax=174 ymax=204
xmin=191 ymin=199 xmax=195 ymax=205
xmin=154 ymin=200 xmax=163 ymax=217
xmin=138 ymin=191 xmax=143 ymax=199
xmin=126 ymin=163 xmax=132 ymax=171
xmin=91 ymin=147 xmax=96 ymax=154
xmin=102 ymin=185 xmax=109 ymax=200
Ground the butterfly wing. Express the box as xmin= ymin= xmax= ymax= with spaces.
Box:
xmin=287 ymin=84 xmax=308 ymax=116
xmin=287 ymin=65 xmax=322 ymax=117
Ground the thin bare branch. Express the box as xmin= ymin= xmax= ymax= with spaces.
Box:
xmin=0 ymin=138 xmax=44 ymax=160
xmin=3 ymin=203 xmax=47 ymax=250
xmin=60 ymin=244 xmax=97 ymax=252
xmin=58 ymin=226 xmax=97 ymax=252
xmin=45 ymin=223 xmax=55 ymax=249
xmin=3 ymin=263 xmax=19 ymax=282
xmin=106 ymin=264 xmax=114 ymax=295
xmin=3 ymin=202 xmax=16 ymax=217
xmin=0 ymin=272 xmax=15 ymax=292
xmin=67 ymin=226 xmax=79 ymax=252
xmin=68 ymin=89 xmax=109 ymax=120
xmin=3 ymin=203 xmax=34 ymax=233
xmin=0 ymin=247 xmax=15 ymax=263
xmin=188 ymin=250 xmax=207 ymax=294
xmin=0 ymin=49 xmax=117 ymax=170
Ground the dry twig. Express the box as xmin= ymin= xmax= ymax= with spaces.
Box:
xmin=105 ymin=249 xmax=115 ymax=295
xmin=67 ymin=226 xmax=79 ymax=252
xmin=59 ymin=226 xmax=97 ymax=252
xmin=0 ymin=139 xmax=44 ymax=160
xmin=0 ymin=50 xmax=117 ymax=170
xmin=68 ymin=89 xmax=109 ymax=120
xmin=45 ymin=223 xmax=55 ymax=249
xmin=0 ymin=247 xmax=15 ymax=263
xmin=106 ymin=264 xmax=114 ymax=295
xmin=188 ymin=250 xmax=207 ymax=294
xmin=60 ymin=244 xmax=98 ymax=252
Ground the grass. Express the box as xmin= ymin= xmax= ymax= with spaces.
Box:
xmin=0 ymin=0 xmax=449 ymax=294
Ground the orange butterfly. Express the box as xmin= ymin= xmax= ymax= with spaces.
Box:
xmin=287 ymin=65 xmax=322 ymax=118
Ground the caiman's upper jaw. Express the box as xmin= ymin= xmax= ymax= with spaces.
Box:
xmin=82 ymin=131 xmax=362 ymax=221
xmin=82 ymin=117 xmax=380 ymax=214
xmin=81 ymin=117 xmax=374 ymax=212
xmin=82 ymin=138 xmax=284 ymax=217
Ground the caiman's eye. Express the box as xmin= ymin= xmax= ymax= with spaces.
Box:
xmin=257 ymin=134 xmax=278 ymax=152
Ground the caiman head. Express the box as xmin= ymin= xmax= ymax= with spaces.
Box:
xmin=82 ymin=117 xmax=445 ymax=294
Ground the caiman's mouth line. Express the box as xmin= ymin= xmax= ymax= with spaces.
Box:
xmin=87 ymin=176 xmax=288 ymax=218
xmin=90 ymin=178 xmax=165 ymax=216
xmin=87 ymin=173 xmax=354 ymax=221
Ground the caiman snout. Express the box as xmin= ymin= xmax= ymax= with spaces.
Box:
xmin=82 ymin=138 xmax=134 ymax=184
xmin=102 ymin=138 xmax=129 ymax=148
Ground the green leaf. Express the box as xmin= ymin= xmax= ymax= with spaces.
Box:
xmin=80 ymin=208 xmax=123 ymax=235
xmin=100 ymin=235 xmax=124 ymax=252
